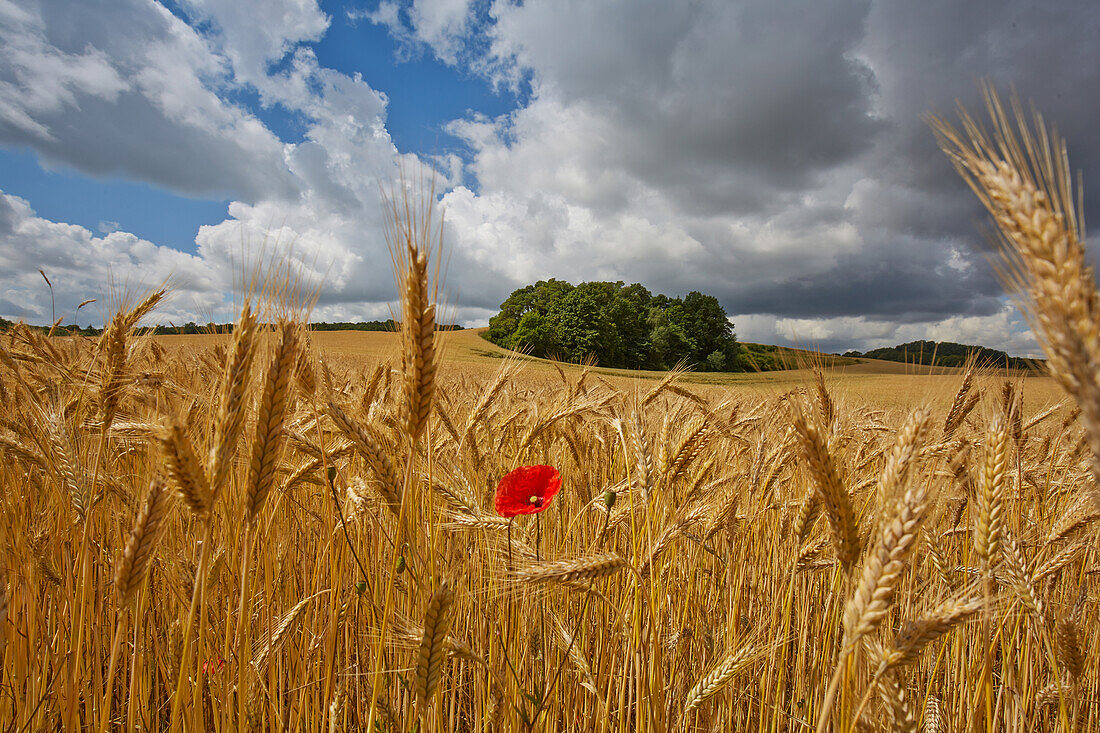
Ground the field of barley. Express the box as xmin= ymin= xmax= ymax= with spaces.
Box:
xmin=1 ymin=93 xmax=1099 ymax=733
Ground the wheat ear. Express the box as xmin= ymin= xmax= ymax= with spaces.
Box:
xmin=842 ymin=410 xmax=934 ymax=650
xmin=99 ymin=313 xmax=127 ymax=432
xmin=875 ymin=671 xmax=917 ymax=733
xmin=1055 ymin=617 xmax=1085 ymax=680
xmin=974 ymin=415 xmax=1007 ymax=566
xmin=159 ymin=418 xmax=212 ymax=515
xmin=683 ymin=644 xmax=760 ymax=716
xmin=792 ymin=405 xmax=861 ymax=570
xmin=879 ymin=598 xmax=983 ymax=670
xmin=244 ymin=321 xmax=298 ymax=523
xmin=1000 ymin=532 xmax=1044 ymax=618
xmin=0 ymin=433 xmax=45 ymax=469
xmin=877 ymin=408 xmax=933 ymax=504
xmin=942 ymin=361 xmax=976 ymax=438
xmin=47 ymin=414 xmax=90 ymax=521
xmin=515 ymin=553 xmax=631 ymax=584
xmin=209 ymin=302 xmax=258 ymax=499
xmin=252 ymin=592 xmax=319 ymax=673
xmin=326 ymin=401 xmax=401 ymax=509
xmin=114 ymin=477 xmax=171 ymax=604
xmin=98 ymin=289 xmax=166 ymax=432
xmin=813 ymin=367 xmax=835 ymax=431
xmin=924 ymin=695 xmax=943 ymax=733
xmin=393 ymin=208 xmax=437 ymax=445
xmin=932 ymin=87 xmax=1100 ymax=511
xmin=414 ymin=578 xmax=455 ymax=710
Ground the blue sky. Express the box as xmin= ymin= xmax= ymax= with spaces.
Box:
xmin=2 ymin=0 xmax=1099 ymax=354
xmin=0 ymin=0 xmax=523 ymax=255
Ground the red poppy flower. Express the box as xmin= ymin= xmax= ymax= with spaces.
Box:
xmin=494 ymin=465 xmax=562 ymax=518
xmin=201 ymin=655 xmax=227 ymax=674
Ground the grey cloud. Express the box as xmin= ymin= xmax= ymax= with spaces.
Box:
xmin=4 ymin=89 xmax=299 ymax=202
xmin=0 ymin=0 xmax=299 ymax=202
xmin=438 ymin=0 xmax=1100 ymax=355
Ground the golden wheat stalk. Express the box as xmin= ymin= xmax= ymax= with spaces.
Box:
xmin=875 ymin=670 xmax=917 ymax=733
xmin=791 ymin=406 xmax=861 ymax=570
xmin=932 ymin=87 xmax=1100 ymax=511
xmin=0 ymin=432 xmax=46 ymax=469
xmin=942 ymin=361 xmax=976 ymax=438
xmin=924 ymin=695 xmax=943 ymax=733
xmin=326 ymin=401 xmax=401 ymax=508
xmin=209 ymin=302 xmax=258 ymax=499
xmin=47 ymin=413 xmax=90 ymax=521
xmin=158 ymin=418 xmax=212 ymax=515
xmin=1055 ymin=617 xmax=1085 ymax=680
xmin=514 ymin=553 xmax=630 ymax=584
xmin=974 ymin=415 xmax=1007 ymax=566
xmin=876 ymin=408 xmax=932 ymax=504
xmin=842 ymin=416 xmax=934 ymax=650
xmin=387 ymin=187 xmax=440 ymax=446
xmin=252 ymin=592 xmax=320 ymax=673
xmin=879 ymin=598 xmax=983 ymax=670
xmin=414 ymin=578 xmax=455 ymax=710
xmin=113 ymin=477 xmax=171 ymax=604
xmin=98 ymin=314 xmax=127 ymax=432
xmin=682 ymin=644 xmax=760 ymax=716
xmin=639 ymin=507 xmax=708 ymax=577
xmin=0 ymin=572 xmax=8 ymax=652
xmin=98 ymin=290 xmax=166 ymax=432
xmin=244 ymin=321 xmax=298 ymax=523
xmin=1034 ymin=539 xmax=1087 ymax=582
xmin=813 ymin=367 xmax=835 ymax=431
xmin=441 ymin=513 xmax=512 ymax=532
xmin=1000 ymin=532 xmax=1044 ymax=618
xmin=461 ymin=360 xmax=513 ymax=452
xmin=1045 ymin=498 xmax=1099 ymax=545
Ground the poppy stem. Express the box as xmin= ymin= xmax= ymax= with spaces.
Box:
xmin=507 ymin=518 xmax=514 ymax=572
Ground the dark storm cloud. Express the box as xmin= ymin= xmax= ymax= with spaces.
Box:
xmin=446 ymin=0 xmax=1100 ymax=351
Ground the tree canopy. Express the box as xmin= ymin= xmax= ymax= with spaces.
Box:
xmin=487 ymin=279 xmax=741 ymax=371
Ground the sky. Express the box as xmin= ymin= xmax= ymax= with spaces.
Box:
xmin=2 ymin=0 xmax=1099 ymax=356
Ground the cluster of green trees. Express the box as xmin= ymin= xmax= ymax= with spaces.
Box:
xmin=843 ymin=340 xmax=1038 ymax=369
xmin=486 ymin=279 xmax=741 ymax=371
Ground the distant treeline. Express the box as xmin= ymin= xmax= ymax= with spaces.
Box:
xmin=843 ymin=340 xmax=1039 ymax=369
xmin=0 ymin=316 xmax=463 ymax=337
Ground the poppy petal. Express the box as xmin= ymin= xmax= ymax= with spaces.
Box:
xmin=494 ymin=465 xmax=562 ymax=517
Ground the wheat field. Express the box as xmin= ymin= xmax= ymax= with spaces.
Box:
xmin=1 ymin=93 xmax=1098 ymax=732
